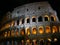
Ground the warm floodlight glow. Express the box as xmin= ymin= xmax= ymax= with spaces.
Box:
xmin=48 ymin=38 xmax=51 ymax=42
xmin=52 ymin=26 xmax=57 ymax=33
xmin=32 ymin=28 xmax=37 ymax=34
xmin=39 ymin=26 xmax=44 ymax=34
xmin=26 ymin=28 xmax=30 ymax=35
xmin=46 ymin=26 xmax=51 ymax=33
xmin=54 ymin=38 xmax=57 ymax=42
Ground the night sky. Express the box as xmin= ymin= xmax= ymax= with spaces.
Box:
xmin=0 ymin=0 xmax=60 ymax=24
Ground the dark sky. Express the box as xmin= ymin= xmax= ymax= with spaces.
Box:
xmin=0 ymin=0 xmax=60 ymax=22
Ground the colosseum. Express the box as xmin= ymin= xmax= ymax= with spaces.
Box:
xmin=0 ymin=1 xmax=60 ymax=45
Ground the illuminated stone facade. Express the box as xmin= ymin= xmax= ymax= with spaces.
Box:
xmin=0 ymin=2 xmax=60 ymax=45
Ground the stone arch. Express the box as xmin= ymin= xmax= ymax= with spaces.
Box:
xmin=44 ymin=15 xmax=49 ymax=21
xmin=25 ymin=27 xmax=30 ymax=35
xmin=39 ymin=26 xmax=44 ymax=34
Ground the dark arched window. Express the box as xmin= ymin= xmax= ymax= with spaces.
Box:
xmin=40 ymin=40 xmax=44 ymax=45
xmin=38 ymin=16 xmax=42 ymax=22
xmin=22 ymin=19 xmax=24 ymax=24
xmin=44 ymin=15 xmax=49 ymax=21
xmin=27 ymin=18 xmax=30 ymax=23
xmin=17 ymin=20 xmax=19 ymax=25
xmin=32 ymin=18 xmax=36 ymax=22
xmin=51 ymin=17 xmax=54 ymax=21
xmin=38 ymin=7 xmax=41 ymax=10
xmin=27 ymin=9 xmax=29 ymax=11
xmin=45 ymin=17 xmax=48 ymax=21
